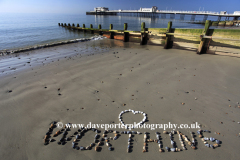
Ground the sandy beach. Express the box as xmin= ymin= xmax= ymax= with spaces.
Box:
xmin=0 ymin=38 xmax=239 ymax=160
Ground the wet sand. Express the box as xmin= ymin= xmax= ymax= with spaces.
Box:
xmin=0 ymin=39 xmax=239 ymax=160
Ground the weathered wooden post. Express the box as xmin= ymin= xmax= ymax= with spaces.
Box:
xmin=58 ymin=23 xmax=60 ymax=26
xmin=90 ymin=24 xmax=94 ymax=34
xmin=64 ymin=23 xmax=66 ymax=27
xmin=77 ymin=24 xmax=80 ymax=27
xmin=109 ymin=24 xmax=114 ymax=39
xmin=123 ymin=23 xmax=129 ymax=42
xmin=61 ymin=23 xmax=63 ymax=26
xmin=72 ymin=23 xmax=75 ymax=27
xmin=68 ymin=23 xmax=71 ymax=27
xmin=110 ymin=24 xmax=113 ymax=30
xmin=164 ymin=21 xmax=173 ymax=49
xmin=81 ymin=24 xmax=85 ymax=32
xmin=124 ymin=23 xmax=128 ymax=30
xmin=197 ymin=20 xmax=211 ymax=54
xmin=98 ymin=24 xmax=103 ymax=35
xmin=141 ymin=22 xmax=145 ymax=31
xmin=140 ymin=22 xmax=147 ymax=45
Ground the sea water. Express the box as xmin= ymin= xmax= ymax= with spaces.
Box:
xmin=0 ymin=13 xmax=219 ymax=51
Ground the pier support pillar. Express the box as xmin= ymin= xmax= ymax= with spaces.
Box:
xmin=164 ymin=21 xmax=173 ymax=49
xmin=180 ymin=14 xmax=185 ymax=20
xmin=197 ymin=20 xmax=211 ymax=54
xmin=170 ymin=14 xmax=175 ymax=19
xmin=203 ymin=15 xmax=208 ymax=22
xmin=161 ymin=14 xmax=166 ymax=19
xmin=217 ymin=16 xmax=221 ymax=21
xmin=190 ymin=15 xmax=196 ymax=21
xmin=233 ymin=16 xmax=239 ymax=20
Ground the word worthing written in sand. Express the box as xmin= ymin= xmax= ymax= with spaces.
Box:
xmin=43 ymin=110 xmax=221 ymax=152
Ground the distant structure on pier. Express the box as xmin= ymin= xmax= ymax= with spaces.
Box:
xmin=139 ymin=6 xmax=158 ymax=12
xmin=94 ymin=7 xmax=109 ymax=12
xmin=86 ymin=6 xmax=240 ymax=21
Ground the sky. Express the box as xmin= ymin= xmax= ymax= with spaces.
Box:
xmin=0 ymin=0 xmax=239 ymax=14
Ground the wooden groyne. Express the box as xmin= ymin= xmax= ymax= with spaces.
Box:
xmin=58 ymin=21 xmax=240 ymax=55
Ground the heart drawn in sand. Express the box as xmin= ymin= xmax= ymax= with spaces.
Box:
xmin=118 ymin=109 xmax=147 ymax=130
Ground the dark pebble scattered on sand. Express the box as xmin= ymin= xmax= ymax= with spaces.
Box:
xmin=8 ymin=90 xmax=12 ymax=93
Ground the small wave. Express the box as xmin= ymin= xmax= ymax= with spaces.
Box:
xmin=0 ymin=35 xmax=106 ymax=56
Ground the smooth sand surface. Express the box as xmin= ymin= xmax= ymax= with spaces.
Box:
xmin=0 ymin=39 xmax=239 ymax=160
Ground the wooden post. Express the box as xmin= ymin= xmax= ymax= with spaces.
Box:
xmin=77 ymin=24 xmax=80 ymax=27
xmin=141 ymin=22 xmax=145 ymax=31
xmin=109 ymin=24 xmax=113 ymax=30
xmin=197 ymin=20 xmax=211 ymax=54
xmin=123 ymin=32 xmax=129 ymax=42
xmin=123 ymin=23 xmax=128 ymax=41
xmin=82 ymin=24 xmax=86 ymax=32
xmin=64 ymin=23 xmax=66 ymax=27
xmin=110 ymin=24 xmax=114 ymax=39
xmin=58 ymin=23 xmax=60 ymax=26
xmin=98 ymin=24 xmax=102 ymax=35
xmin=68 ymin=23 xmax=71 ymax=27
xmin=124 ymin=23 xmax=128 ymax=30
xmin=61 ymin=23 xmax=63 ymax=26
xmin=72 ymin=23 xmax=75 ymax=27
xmin=90 ymin=24 xmax=94 ymax=34
xmin=164 ymin=21 xmax=172 ymax=49
xmin=140 ymin=22 xmax=147 ymax=45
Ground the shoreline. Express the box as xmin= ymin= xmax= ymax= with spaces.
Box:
xmin=0 ymin=39 xmax=239 ymax=159
xmin=0 ymin=35 xmax=105 ymax=56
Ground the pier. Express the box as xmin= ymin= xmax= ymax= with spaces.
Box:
xmin=58 ymin=21 xmax=240 ymax=55
xmin=86 ymin=7 xmax=240 ymax=21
